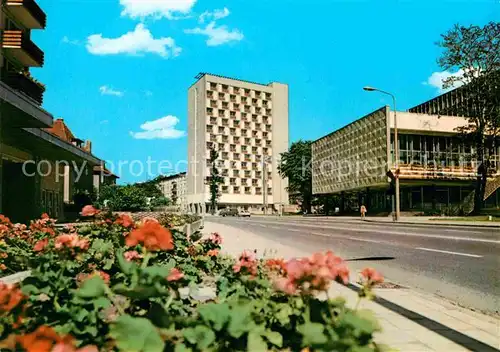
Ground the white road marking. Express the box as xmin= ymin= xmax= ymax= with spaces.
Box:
xmin=311 ymin=232 xmax=393 ymax=245
xmin=416 ymin=247 xmax=483 ymax=258
xmin=246 ymin=219 xmax=500 ymax=244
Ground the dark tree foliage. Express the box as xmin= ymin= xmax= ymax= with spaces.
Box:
xmin=278 ymin=140 xmax=312 ymax=213
xmin=206 ymin=146 xmax=224 ymax=215
xmin=437 ymin=22 xmax=500 ymax=213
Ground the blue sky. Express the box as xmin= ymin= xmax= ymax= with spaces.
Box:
xmin=33 ymin=0 xmax=498 ymax=183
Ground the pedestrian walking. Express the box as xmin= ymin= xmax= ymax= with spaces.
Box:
xmin=360 ymin=205 xmax=367 ymax=219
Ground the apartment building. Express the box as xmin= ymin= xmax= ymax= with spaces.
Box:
xmin=0 ymin=1 xmax=103 ymax=222
xmin=312 ymin=106 xmax=500 ymax=213
xmin=187 ymin=73 xmax=289 ymax=214
xmin=157 ymin=172 xmax=187 ymax=211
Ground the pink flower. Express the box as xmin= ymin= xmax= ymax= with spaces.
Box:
xmin=55 ymin=234 xmax=89 ymax=251
xmin=209 ymin=233 xmax=223 ymax=245
xmin=167 ymin=268 xmax=184 ymax=282
xmin=361 ymin=268 xmax=384 ymax=285
xmin=233 ymin=250 xmax=258 ymax=276
xmin=81 ymin=205 xmax=99 ymax=217
xmin=124 ymin=250 xmax=142 ymax=262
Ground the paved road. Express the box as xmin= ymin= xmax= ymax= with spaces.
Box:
xmin=208 ymin=216 xmax=500 ymax=315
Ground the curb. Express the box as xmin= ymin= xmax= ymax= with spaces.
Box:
xmin=363 ymin=218 xmax=500 ymax=229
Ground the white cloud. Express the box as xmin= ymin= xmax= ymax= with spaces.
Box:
xmin=199 ymin=7 xmax=230 ymax=23
xmin=120 ymin=0 xmax=197 ymax=19
xmin=100 ymin=85 xmax=124 ymax=97
xmin=62 ymin=36 xmax=80 ymax=45
xmin=130 ymin=115 xmax=186 ymax=140
xmin=87 ymin=24 xmax=181 ymax=58
xmin=424 ymin=69 xmax=465 ymax=93
xmin=185 ymin=21 xmax=243 ymax=46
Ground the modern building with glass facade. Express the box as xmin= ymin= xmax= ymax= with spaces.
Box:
xmin=312 ymin=106 xmax=500 ymax=213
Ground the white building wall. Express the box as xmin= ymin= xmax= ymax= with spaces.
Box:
xmin=187 ymin=74 xmax=290 ymax=212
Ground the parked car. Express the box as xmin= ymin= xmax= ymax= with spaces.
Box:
xmin=220 ymin=208 xmax=239 ymax=217
xmin=239 ymin=210 xmax=251 ymax=217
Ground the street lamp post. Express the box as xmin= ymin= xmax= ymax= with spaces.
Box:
xmin=363 ymin=86 xmax=400 ymax=221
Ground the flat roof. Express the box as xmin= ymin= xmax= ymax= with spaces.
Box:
xmin=194 ymin=72 xmax=272 ymax=87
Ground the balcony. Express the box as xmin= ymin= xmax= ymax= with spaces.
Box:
xmin=5 ymin=0 xmax=46 ymax=29
xmin=1 ymin=70 xmax=44 ymax=105
xmin=2 ymin=30 xmax=44 ymax=67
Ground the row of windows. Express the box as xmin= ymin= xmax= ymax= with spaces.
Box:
xmin=207 ymin=94 xmax=272 ymax=107
xmin=208 ymin=135 xmax=273 ymax=147
xmin=207 ymin=107 xmax=273 ymax=121
xmin=208 ymin=83 xmax=272 ymax=100
xmin=206 ymin=123 xmax=272 ymax=134
xmin=206 ymin=160 xmax=271 ymax=171
xmin=220 ymin=185 xmax=273 ymax=195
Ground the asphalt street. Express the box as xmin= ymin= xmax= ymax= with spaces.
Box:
xmin=208 ymin=216 xmax=500 ymax=315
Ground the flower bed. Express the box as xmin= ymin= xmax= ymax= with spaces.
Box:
xmin=0 ymin=209 xmax=388 ymax=351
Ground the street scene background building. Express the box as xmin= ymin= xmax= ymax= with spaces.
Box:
xmin=312 ymin=98 xmax=500 ymax=214
xmin=187 ymin=73 xmax=289 ymax=214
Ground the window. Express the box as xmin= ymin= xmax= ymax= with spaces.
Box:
xmin=230 ymin=94 xmax=236 ymax=102
xmin=245 ymin=187 xmax=251 ymax=194
xmin=219 ymin=93 xmax=225 ymax=100
xmin=230 ymin=128 xmax=236 ymax=135
xmin=210 ymin=83 xmax=217 ymax=90
xmin=230 ymin=111 xmax=236 ymax=117
xmin=233 ymin=186 xmax=240 ymax=193
xmin=218 ymin=126 xmax=225 ymax=133
xmin=230 ymin=178 xmax=236 ymax=185
xmin=222 ymin=102 xmax=229 ymax=109
xmin=222 ymin=186 xmax=229 ymax=193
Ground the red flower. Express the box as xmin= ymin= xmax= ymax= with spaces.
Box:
xmin=167 ymin=268 xmax=184 ymax=282
xmin=33 ymin=238 xmax=49 ymax=252
xmin=17 ymin=326 xmax=97 ymax=352
xmin=124 ymin=250 xmax=142 ymax=262
xmin=81 ymin=205 xmax=99 ymax=217
xmin=0 ymin=214 xmax=12 ymax=225
xmin=115 ymin=214 xmax=134 ymax=228
xmin=361 ymin=268 xmax=384 ymax=285
xmin=233 ymin=250 xmax=258 ymax=276
xmin=126 ymin=220 xmax=173 ymax=252
xmin=77 ymin=271 xmax=110 ymax=285
xmin=207 ymin=249 xmax=219 ymax=257
xmin=55 ymin=234 xmax=89 ymax=251
xmin=0 ymin=282 xmax=26 ymax=313
xmin=41 ymin=213 xmax=50 ymax=220
xmin=265 ymin=258 xmax=287 ymax=274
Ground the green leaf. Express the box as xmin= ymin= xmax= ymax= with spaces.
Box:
xmin=117 ymin=250 xmax=134 ymax=275
xmin=93 ymin=297 xmax=112 ymax=309
xmin=21 ymin=284 xmax=39 ymax=296
xmin=174 ymin=343 xmax=193 ymax=352
xmin=109 ymin=315 xmax=164 ymax=352
xmin=227 ymin=304 xmax=253 ymax=338
xmin=297 ymin=322 xmax=328 ymax=345
xmin=142 ymin=261 xmax=176 ymax=278
xmin=247 ymin=331 xmax=267 ymax=351
xmin=263 ymin=330 xmax=283 ymax=347
xmin=76 ymin=276 xmax=106 ymax=299
xmin=183 ymin=326 xmax=215 ymax=350
xmin=113 ymin=283 xmax=162 ymax=300
xmin=343 ymin=310 xmax=380 ymax=335
xmin=198 ymin=303 xmax=230 ymax=331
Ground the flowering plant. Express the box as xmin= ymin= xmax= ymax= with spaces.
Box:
xmin=0 ymin=211 xmax=388 ymax=352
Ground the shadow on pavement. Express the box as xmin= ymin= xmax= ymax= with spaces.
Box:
xmin=346 ymin=283 xmax=499 ymax=352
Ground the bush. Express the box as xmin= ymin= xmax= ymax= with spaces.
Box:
xmin=97 ymin=185 xmax=148 ymax=212
xmin=0 ymin=210 xmax=388 ymax=352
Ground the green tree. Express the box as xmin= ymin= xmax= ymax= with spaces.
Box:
xmin=206 ymin=146 xmax=224 ymax=215
xmin=278 ymin=140 xmax=312 ymax=213
xmin=437 ymin=22 xmax=500 ymax=213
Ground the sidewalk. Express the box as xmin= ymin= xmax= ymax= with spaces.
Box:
xmin=289 ymin=215 xmax=500 ymax=228
xmin=204 ymin=221 xmax=500 ymax=352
